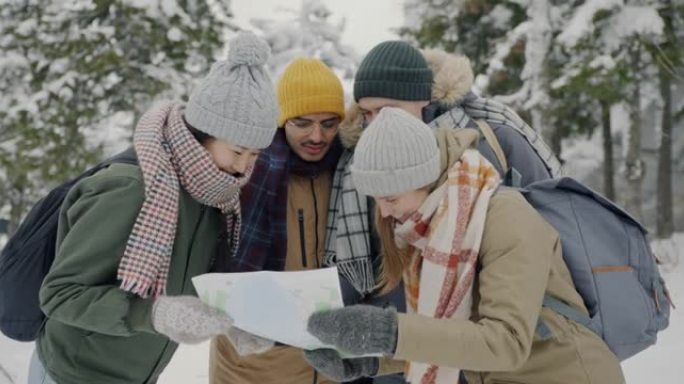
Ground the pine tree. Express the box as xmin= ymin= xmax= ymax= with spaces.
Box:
xmin=402 ymin=1 xmax=572 ymax=154
xmin=549 ymin=3 xmax=633 ymax=199
xmin=402 ymin=0 xmax=682 ymax=227
xmin=249 ymin=0 xmax=358 ymax=82
xmin=553 ymin=0 xmax=668 ymax=220
xmin=401 ymin=0 xmax=527 ymax=97
xmin=0 ymin=0 xmax=232 ymax=234
xmin=647 ymin=0 xmax=684 ymax=238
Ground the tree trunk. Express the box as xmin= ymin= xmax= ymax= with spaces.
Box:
xmin=624 ymin=45 xmax=643 ymax=221
xmin=656 ymin=66 xmax=674 ymax=238
xmin=8 ymin=193 xmax=26 ymax=237
xmin=531 ymin=108 xmax=559 ymax=152
xmin=601 ymin=100 xmax=615 ymax=200
xmin=527 ymin=0 xmax=555 ymax=154
xmin=655 ymin=0 xmax=676 ymax=238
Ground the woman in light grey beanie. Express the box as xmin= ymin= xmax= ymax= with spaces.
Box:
xmin=351 ymin=107 xmax=440 ymax=200
xmin=304 ymin=108 xmax=623 ymax=384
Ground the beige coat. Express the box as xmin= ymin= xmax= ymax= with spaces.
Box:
xmin=377 ymin=130 xmax=625 ymax=384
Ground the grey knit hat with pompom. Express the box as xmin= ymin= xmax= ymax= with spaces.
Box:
xmin=185 ymin=31 xmax=278 ymax=149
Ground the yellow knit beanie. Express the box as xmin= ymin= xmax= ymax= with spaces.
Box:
xmin=277 ymin=58 xmax=345 ymax=127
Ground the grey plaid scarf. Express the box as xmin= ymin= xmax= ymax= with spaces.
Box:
xmin=430 ymin=92 xmax=562 ymax=176
xmin=323 ymin=150 xmax=375 ymax=295
xmin=324 ymin=93 xmax=561 ymax=296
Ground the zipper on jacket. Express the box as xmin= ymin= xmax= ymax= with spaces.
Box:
xmin=306 ymin=176 xmax=321 ymax=384
xmin=310 ymin=177 xmax=321 ymax=269
xmin=298 ymin=209 xmax=307 ymax=269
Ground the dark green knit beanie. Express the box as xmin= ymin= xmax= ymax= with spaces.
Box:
xmin=354 ymin=41 xmax=433 ymax=102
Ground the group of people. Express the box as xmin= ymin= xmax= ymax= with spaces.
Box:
xmin=28 ymin=31 xmax=625 ymax=384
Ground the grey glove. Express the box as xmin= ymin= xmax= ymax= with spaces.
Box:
xmin=151 ymin=295 xmax=232 ymax=344
xmin=304 ymin=349 xmax=379 ymax=382
xmin=226 ymin=326 xmax=275 ymax=356
xmin=307 ymin=305 xmax=398 ymax=356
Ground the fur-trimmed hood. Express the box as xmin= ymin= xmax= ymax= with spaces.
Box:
xmin=339 ymin=49 xmax=474 ymax=149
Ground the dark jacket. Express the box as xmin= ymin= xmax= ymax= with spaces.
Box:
xmin=37 ymin=163 xmax=225 ymax=384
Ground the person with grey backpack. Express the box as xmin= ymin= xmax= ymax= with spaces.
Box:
xmin=304 ymin=108 xmax=626 ymax=384
xmin=323 ymin=39 xmax=560 ymax=384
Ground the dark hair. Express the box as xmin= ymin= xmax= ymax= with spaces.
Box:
xmin=183 ymin=116 xmax=214 ymax=145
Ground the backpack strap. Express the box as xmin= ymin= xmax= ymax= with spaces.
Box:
xmin=102 ymin=146 xmax=137 ymax=166
xmin=474 ymin=120 xmax=524 ymax=187
xmin=475 ymin=119 xmax=508 ymax=172
xmin=542 ymin=294 xmax=600 ymax=336
xmin=75 ymin=147 xmax=137 ymax=181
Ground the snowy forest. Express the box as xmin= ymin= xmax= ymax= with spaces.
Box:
xmin=402 ymin=0 xmax=684 ymax=244
xmin=1 ymin=1 xmax=683 ymax=383
xmin=1 ymin=0 xmax=682 ymax=241
xmin=0 ymin=0 xmax=363 ymax=239
xmin=1 ymin=0 xmax=682 ymax=245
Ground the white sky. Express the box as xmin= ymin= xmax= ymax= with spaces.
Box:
xmin=230 ymin=0 xmax=405 ymax=53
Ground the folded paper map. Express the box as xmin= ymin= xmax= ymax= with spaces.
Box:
xmin=192 ymin=267 xmax=344 ymax=350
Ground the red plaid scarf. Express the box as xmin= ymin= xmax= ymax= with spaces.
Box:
xmin=395 ymin=149 xmax=500 ymax=384
xmin=118 ymin=102 xmax=250 ymax=297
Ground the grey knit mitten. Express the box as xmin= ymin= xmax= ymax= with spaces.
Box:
xmin=307 ymin=305 xmax=398 ymax=356
xmin=304 ymin=349 xmax=379 ymax=382
xmin=227 ymin=326 xmax=275 ymax=356
xmin=151 ymin=296 xmax=232 ymax=344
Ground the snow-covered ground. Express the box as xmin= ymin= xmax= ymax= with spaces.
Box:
xmin=1 ymin=234 xmax=682 ymax=383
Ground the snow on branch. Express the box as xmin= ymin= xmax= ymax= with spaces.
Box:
xmin=557 ymin=0 xmax=622 ymax=48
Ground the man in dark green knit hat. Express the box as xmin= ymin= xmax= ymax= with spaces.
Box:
xmin=353 ymin=41 xmax=434 ymax=110
xmin=351 ymin=40 xmax=559 ymax=183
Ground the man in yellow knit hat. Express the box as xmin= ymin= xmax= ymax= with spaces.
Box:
xmin=208 ymin=58 xmax=349 ymax=383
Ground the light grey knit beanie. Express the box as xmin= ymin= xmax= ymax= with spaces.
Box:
xmin=351 ymin=107 xmax=440 ymax=197
xmin=185 ymin=31 xmax=278 ymax=149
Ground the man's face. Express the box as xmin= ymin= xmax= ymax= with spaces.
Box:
xmin=283 ymin=112 xmax=341 ymax=162
xmin=357 ymin=97 xmax=429 ymax=125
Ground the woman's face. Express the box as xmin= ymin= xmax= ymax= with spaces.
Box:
xmin=374 ymin=189 xmax=429 ymax=223
xmin=203 ymin=138 xmax=260 ymax=177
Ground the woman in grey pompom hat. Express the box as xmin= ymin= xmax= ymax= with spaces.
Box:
xmin=302 ymin=107 xmax=624 ymax=384
xmin=29 ymin=31 xmax=279 ymax=384
xmin=185 ymin=31 xmax=278 ymax=150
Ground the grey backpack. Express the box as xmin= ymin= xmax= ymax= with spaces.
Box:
xmin=515 ymin=177 xmax=672 ymax=361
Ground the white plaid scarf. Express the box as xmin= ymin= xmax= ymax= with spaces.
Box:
xmin=397 ymin=149 xmax=500 ymax=384
xmin=118 ymin=102 xmax=250 ymax=297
